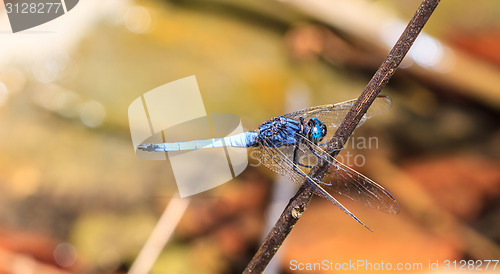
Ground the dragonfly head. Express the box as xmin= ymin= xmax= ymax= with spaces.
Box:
xmin=308 ymin=118 xmax=327 ymax=144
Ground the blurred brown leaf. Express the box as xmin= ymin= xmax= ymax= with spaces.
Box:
xmin=404 ymin=154 xmax=500 ymax=220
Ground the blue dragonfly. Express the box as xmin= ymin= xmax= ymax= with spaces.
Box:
xmin=138 ymin=95 xmax=399 ymax=230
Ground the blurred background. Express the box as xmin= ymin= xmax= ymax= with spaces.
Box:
xmin=1 ymin=0 xmax=500 ymax=273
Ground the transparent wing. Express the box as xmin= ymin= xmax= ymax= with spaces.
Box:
xmin=298 ymin=136 xmax=400 ymax=214
xmin=254 ymin=136 xmax=373 ymax=230
xmin=253 ymin=135 xmax=312 ymax=183
xmin=251 ymin=95 xmax=397 ymax=228
xmin=254 ymin=131 xmax=399 ymax=214
xmin=282 ymin=95 xmax=392 ymax=140
xmin=323 ymin=160 xmax=400 ymax=214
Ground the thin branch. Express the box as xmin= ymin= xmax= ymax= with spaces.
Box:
xmin=129 ymin=195 xmax=190 ymax=274
xmin=244 ymin=0 xmax=441 ymax=272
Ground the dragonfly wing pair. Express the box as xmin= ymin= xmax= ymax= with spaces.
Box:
xmin=254 ymin=95 xmax=399 ymax=229
xmin=283 ymin=95 xmax=393 ymax=141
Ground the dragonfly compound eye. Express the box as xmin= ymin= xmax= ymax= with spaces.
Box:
xmin=312 ymin=131 xmax=321 ymax=143
xmin=321 ymin=124 xmax=327 ymax=137
xmin=306 ymin=118 xmax=326 ymax=143
xmin=311 ymin=126 xmax=323 ymax=143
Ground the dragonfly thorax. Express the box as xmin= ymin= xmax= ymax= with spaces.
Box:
xmin=258 ymin=117 xmax=303 ymax=147
xmin=257 ymin=117 xmax=327 ymax=147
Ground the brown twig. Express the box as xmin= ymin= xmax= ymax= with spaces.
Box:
xmin=244 ymin=0 xmax=441 ymax=272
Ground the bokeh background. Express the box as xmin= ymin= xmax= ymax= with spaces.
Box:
xmin=1 ymin=0 xmax=500 ymax=273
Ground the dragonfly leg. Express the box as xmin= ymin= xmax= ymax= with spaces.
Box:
xmin=302 ymin=141 xmax=338 ymax=179
xmin=304 ymin=141 xmax=326 ymax=160
xmin=297 ymin=162 xmax=314 ymax=169
xmin=292 ymin=145 xmax=301 ymax=172
xmin=299 ymin=116 xmax=305 ymax=125
xmin=292 ymin=145 xmax=318 ymax=171
xmin=293 ymin=143 xmax=322 ymax=169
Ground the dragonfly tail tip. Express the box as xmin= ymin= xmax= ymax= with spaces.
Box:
xmin=137 ymin=143 xmax=156 ymax=151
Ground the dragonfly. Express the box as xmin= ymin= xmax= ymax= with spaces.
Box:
xmin=138 ymin=95 xmax=399 ymax=230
